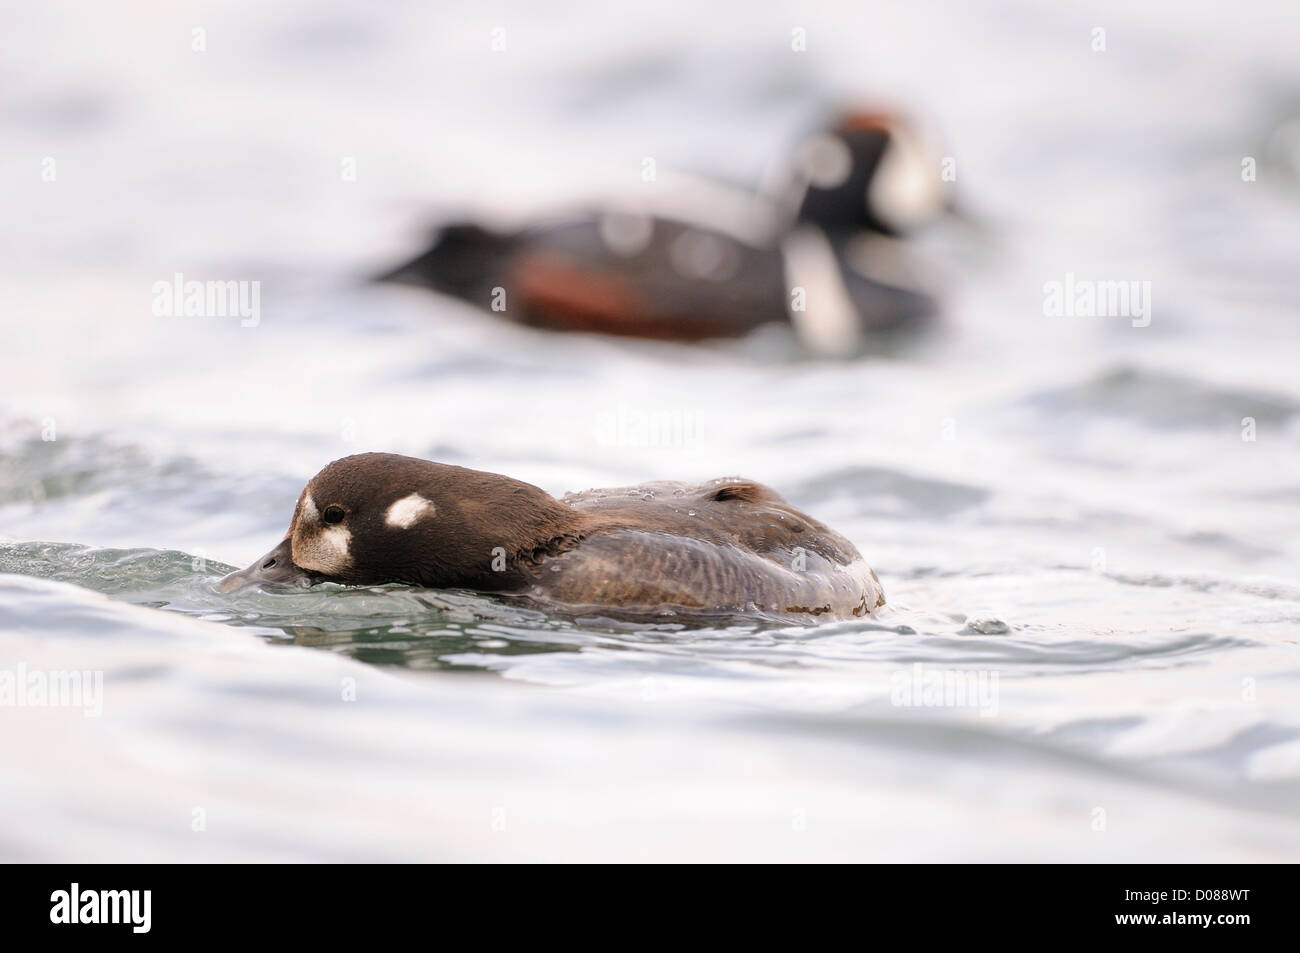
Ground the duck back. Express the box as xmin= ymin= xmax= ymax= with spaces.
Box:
xmin=519 ymin=478 xmax=884 ymax=621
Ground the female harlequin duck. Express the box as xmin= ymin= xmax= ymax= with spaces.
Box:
xmin=218 ymin=453 xmax=885 ymax=623
xmin=375 ymin=111 xmax=947 ymax=357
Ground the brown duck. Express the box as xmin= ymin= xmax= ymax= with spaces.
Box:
xmin=218 ymin=453 xmax=884 ymax=623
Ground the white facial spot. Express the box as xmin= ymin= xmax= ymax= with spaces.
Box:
xmin=292 ymin=491 xmax=353 ymax=575
xmin=316 ymin=526 xmax=353 ymax=567
xmin=868 ymin=128 xmax=945 ymax=231
xmin=385 ymin=493 xmax=436 ymax=529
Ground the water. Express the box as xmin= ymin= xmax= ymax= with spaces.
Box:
xmin=3 ymin=0 xmax=1299 ymax=861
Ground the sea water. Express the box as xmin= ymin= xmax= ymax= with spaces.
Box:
xmin=1 ymin=0 xmax=1298 ymax=860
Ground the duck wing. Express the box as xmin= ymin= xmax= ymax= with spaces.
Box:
xmin=527 ymin=479 xmax=883 ymax=621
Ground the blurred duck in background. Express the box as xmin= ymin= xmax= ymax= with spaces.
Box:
xmin=378 ymin=106 xmax=956 ymax=357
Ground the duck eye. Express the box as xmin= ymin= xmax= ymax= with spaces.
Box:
xmin=322 ymin=505 xmax=346 ymax=524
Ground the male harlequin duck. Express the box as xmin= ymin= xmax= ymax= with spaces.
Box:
xmin=217 ymin=453 xmax=885 ymax=623
xmin=376 ymin=110 xmax=946 ymax=357
xmin=378 ymin=212 xmax=933 ymax=356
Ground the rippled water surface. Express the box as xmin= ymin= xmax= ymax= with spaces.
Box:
xmin=3 ymin=0 xmax=1299 ymax=860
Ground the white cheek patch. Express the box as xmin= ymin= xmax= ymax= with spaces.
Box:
xmin=385 ymin=493 xmax=436 ymax=529
xmin=293 ymin=525 xmax=353 ymax=574
xmin=868 ymin=129 xmax=944 ymax=232
xmin=291 ymin=491 xmax=353 ymax=574
xmin=319 ymin=525 xmax=352 ymax=564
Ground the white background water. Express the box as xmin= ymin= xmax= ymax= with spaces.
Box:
xmin=2 ymin=0 xmax=1298 ymax=860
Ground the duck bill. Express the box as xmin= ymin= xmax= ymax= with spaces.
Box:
xmin=217 ymin=537 xmax=318 ymax=592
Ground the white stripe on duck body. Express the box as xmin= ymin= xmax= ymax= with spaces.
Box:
xmin=219 ymin=453 xmax=884 ymax=624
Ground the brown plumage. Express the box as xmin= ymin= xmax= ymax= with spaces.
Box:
xmin=218 ymin=453 xmax=884 ymax=624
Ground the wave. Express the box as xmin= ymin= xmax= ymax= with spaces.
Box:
xmin=1025 ymin=366 xmax=1298 ymax=429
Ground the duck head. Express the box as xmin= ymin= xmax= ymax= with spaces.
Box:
xmin=789 ymin=110 xmax=950 ymax=236
xmin=217 ymin=453 xmax=580 ymax=593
